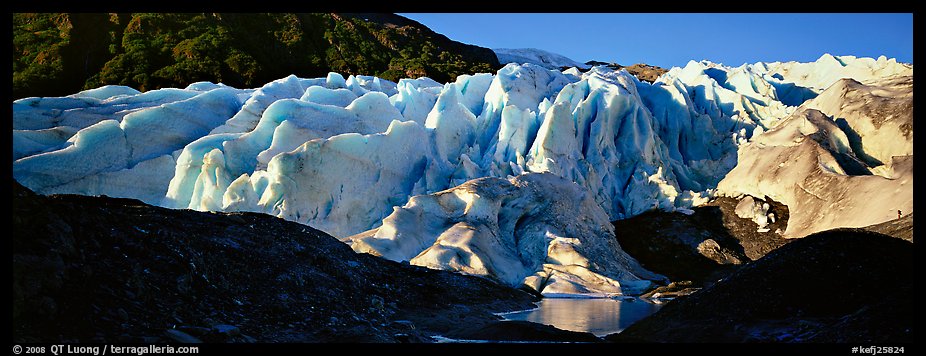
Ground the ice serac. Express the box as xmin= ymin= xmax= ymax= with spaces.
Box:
xmin=14 ymin=87 xmax=244 ymax=203
xmin=523 ymin=67 xmax=724 ymax=219
xmin=120 ymin=88 xmax=242 ymax=164
xmin=660 ymin=60 xmax=794 ymax=131
xmin=209 ymin=75 xmax=314 ymax=135
xmin=43 ymin=155 xmax=177 ymax=206
xmin=452 ymin=73 xmax=494 ymax=116
xmin=14 ymin=120 xmax=130 ymax=193
xmin=163 ymin=133 xmax=244 ymax=210
xmin=347 ymin=172 xmax=666 ymax=296
xmin=390 ymin=77 xmax=443 ymax=124
xmin=301 ymin=86 xmax=358 ymax=107
xmin=476 ymin=63 xmax=575 ymax=175
xmin=426 ymin=83 xmax=478 ymax=165
xmin=221 ymin=120 xmax=439 ymax=237
xmin=72 ymin=85 xmax=142 ymax=100
xmin=168 ymin=89 xmax=408 ymax=213
xmin=716 ymin=75 xmax=914 ymax=238
xmin=258 ymin=92 xmax=402 ymax=168
xmin=13 ymin=87 xmax=201 ymax=138
xmin=759 ymin=53 xmax=912 ymax=93
xmin=13 ymin=126 xmax=80 ymax=161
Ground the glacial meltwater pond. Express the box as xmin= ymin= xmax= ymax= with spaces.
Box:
xmin=500 ymin=297 xmax=664 ymax=337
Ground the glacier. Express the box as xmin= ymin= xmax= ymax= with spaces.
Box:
xmin=12 ymin=54 xmax=913 ymax=295
xmin=716 ymin=75 xmax=913 ymax=238
xmin=346 ymin=173 xmax=666 ymax=295
xmin=494 ymin=48 xmax=589 ymax=70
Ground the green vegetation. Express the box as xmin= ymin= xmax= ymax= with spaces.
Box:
xmin=13 ymin=13 xmax=121 ymax=98
xmin=12 ymin=13 xmax=500 ymax=99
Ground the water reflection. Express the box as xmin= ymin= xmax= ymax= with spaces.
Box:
xmin=502 ymin=297 xmax=662 ymax=336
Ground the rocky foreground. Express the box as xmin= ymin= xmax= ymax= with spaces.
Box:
xmin=613 ymin=196 xmax=791 ymax=286
xmin=862 ymin=213 xmax=914 ymax=242
xmin=608 ymin=229 xmax=914 ymax=343
xmin=13 ymin=177 xmax=915 ymax=344
xmin=12 ymin=180 xmax=552 ymax=343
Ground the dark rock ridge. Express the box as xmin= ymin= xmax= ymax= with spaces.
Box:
xmin=861 ymin=212 xmax=913 ymax=242
xmin=582 ymin=61 xmax=668 ymax=83
xmin=639 ymin=281 xmax=699 ymax=299
xmin=608 ymin=229 xmax=913 ymax=343
xmin=12 ymin=180 xmax=540 ymax=343
xmin=613 ymin=196 xmax=789 ymax=285
xmin=705 ymin=196 xmax=791 ymax=260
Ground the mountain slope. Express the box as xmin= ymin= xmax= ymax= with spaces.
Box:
xmin=13 ymin=180 xmax=537 ymax=343
xmin=12 ymin=13 xmax=499 ymax=99
xmin=612 ymin=196 xmax=790 ymax=285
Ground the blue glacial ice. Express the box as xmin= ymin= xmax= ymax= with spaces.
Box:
xmin=12 ymin=54 xmax=912 ymax=294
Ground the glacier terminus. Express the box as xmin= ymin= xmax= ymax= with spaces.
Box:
xmin=13 ymin=54 xmax=913 ymax=296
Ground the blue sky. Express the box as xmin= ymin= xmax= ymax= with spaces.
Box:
xmin=399 ymin=13 xmax=914 ymax=69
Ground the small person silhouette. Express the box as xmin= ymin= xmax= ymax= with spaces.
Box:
xmin=898 ymin=210 xmax=902 ymax=219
